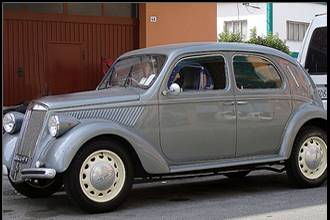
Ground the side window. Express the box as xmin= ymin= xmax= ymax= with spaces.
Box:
xmin=233 ymin=55 xmax=282 ymax=89
xmin=276 ymin=57 xmax=311 ymax=92
xmin=287 ymin=63 xmax=311 ymax=91
xmin=168 ymin=56 xmax=227 ymax=92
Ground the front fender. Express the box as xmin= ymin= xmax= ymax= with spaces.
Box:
xmin=279 ymin=103 xmax=327 ymax=158
xmin=2 ymin=133 xmax=18 ymax=169
xmin=39 ymin=121 xmax=170 ymax=174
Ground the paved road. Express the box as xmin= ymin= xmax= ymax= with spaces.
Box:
xmin=2 ymin=170 xmax=327 ymax=220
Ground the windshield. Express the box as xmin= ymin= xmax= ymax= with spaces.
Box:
xmin=98 ymin=54 xmax=166 ymax=90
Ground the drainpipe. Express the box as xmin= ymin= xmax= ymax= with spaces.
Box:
xmin=266 ymin=3 xmax=273 ymax=34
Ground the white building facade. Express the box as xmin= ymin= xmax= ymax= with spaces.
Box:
xmin=217 ymin=3 xmax=326 ymax=56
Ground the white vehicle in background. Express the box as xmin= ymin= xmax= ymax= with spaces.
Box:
xmin=298 ymin=13 xmax=327 ymax=110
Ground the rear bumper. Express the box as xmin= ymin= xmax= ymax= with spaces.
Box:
xmin=322 ymin=100 xmax=327 ymax=110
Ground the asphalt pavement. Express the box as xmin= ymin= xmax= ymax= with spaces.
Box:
xmin=2 ymin=170 xmax=327 ymax=220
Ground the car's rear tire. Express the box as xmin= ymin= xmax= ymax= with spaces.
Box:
xmin=286 ymin=126 xmax=327 ymax=188
xmin=224 ymin=171 xmax=250 ymax=179
xmin=63 ymin=138 xmax=133 ymax=213
xmin=9 ymin=174 xmax=63 ymax=198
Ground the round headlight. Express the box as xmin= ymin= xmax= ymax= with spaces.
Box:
xmin=48 ymin=115 xmax=60 ymax=137
xmin=3 ymin=113 xmax=15 ymax=133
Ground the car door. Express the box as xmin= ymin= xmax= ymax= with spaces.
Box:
xmin=231 ymin=53 xmax=292 ymax=157
xmin=158 ymin=53 xmax=236 ymax=162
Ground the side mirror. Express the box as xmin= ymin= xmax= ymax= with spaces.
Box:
xmin=168 ymin=83 xmax=181 ymax=96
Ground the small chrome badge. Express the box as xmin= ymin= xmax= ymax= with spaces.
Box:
xmin=13 ymin=154 xmax=29 ymax=164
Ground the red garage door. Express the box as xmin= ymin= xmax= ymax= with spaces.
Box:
xmin=3 ymin=10 xmax=139 ymax=106
xmin=46 ymin=42 xmax=84 ymax=95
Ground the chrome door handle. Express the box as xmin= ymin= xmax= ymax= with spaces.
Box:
xmin=223 ymin=101 xmax=235 ymax=106
xmin=237 ymin=101 xmax=248 ymax=105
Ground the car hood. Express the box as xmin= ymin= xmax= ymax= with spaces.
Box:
xmin=36 ymin=87 xmax=141 ymax=109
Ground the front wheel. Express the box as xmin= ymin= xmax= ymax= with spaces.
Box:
xmin=63 ymin=139 xmax=133 ymax=213
xmin=286 ymin=126 xmax=327 ymax=188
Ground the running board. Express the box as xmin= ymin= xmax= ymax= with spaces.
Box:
xmin=133 ymin=164 xmax=286 ymax=184
xmin=169 ymin=155 xmax=286 ymax=173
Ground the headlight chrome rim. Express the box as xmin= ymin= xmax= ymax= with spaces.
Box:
xmin=3 ymin=112 xmax=16 ymax=133
xmin=48 ymin=115 xmax=60 ymax=137
xmin=47 ymin=114 xmax=79 ymax=138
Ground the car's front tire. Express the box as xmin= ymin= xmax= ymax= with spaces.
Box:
xmin=286 ymin=126 xmax=327 ymax=188
xmin=9 ymin=174 xmax=63 ymax=198
xmin=63 ymin=138 xmax=133 ymax=213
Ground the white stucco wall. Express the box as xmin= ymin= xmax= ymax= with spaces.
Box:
xmin=273 ymin=3 xmax=327 ymax=52
xmin=217 ymin=3 xmax=267 ymax=40
xmin=217 ymin=3 xmax=327 ymax=53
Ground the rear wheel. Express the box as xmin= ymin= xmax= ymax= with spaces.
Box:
xmin=9 ymin=175 xmax=63 ymax=198
xmin=286 ymin=126 xmax=327 ymax=188
xmin=63 ymin=139 xmax=133 ymax=213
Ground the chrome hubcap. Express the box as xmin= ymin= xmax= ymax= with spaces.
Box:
xmin=90 ymin=162 xmax=115 ymax=191
xmin=298 ymin=136 xmax=327 ymax=179
xmin=305 ymin=145 xmax=322 ymax=170
xmin=79 ymin=150 xmax=126 ymax=203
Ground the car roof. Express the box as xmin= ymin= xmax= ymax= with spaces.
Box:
xmin=312 ymin=13 xmax=327 ymax=27
xmin=120 ymin=42 xmax=297 ymax=63
xmin=315 ymin=13 xmax=327 ymax=18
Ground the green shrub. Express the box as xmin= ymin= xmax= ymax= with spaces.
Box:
xmin=218 ymin=27 xmax=290 ymax=54
xmin=218 ymin=31 xmax=243 ymax=42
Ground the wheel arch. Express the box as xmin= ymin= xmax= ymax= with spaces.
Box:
xmin=40 ymin=121 xmax=170 ymax=175
xmin=298 ymin=118 xmax=327 ymax=133
xmin=279 ymin=103 xmax=327 ymax=159
xmin=80 ymin=134 xmax=149 ymax=177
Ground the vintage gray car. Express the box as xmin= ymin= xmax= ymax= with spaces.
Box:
xmin=3 ymin=42 xmax=327 ymax=213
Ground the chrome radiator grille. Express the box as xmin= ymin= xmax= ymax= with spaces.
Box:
xmin=10 ymin=110 xmax=47 ymax=180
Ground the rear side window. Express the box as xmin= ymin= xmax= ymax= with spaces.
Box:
xmin=287 ymin=62 xmax=311 ymax=92
xmin=276 ymin=57 xmax=313 ymax=97
xmin=168 ymin=55 xmax=227 ymax=92
xmin=233 ymin=55 xmax=282 ymax=89
xmin=305 ymin=27 xmax=327 ymax=75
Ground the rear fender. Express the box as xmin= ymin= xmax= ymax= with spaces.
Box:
xmin=279 ymin=103 xmax=327 ymax=158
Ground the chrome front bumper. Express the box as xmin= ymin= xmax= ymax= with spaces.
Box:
xmin=21 ymin=168 xmax=56 ymax=179
xmin=3 ymin=164 xmax=56 ymax=179
xmin=3 ymin=165 xmax=8 ymax=176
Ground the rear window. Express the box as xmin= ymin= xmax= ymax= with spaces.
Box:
xmin=305 ymin=27 xmax=327 ymax=75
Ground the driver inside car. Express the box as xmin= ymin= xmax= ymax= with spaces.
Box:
xmin=169 ymin=62 xmax=214 ymax=92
